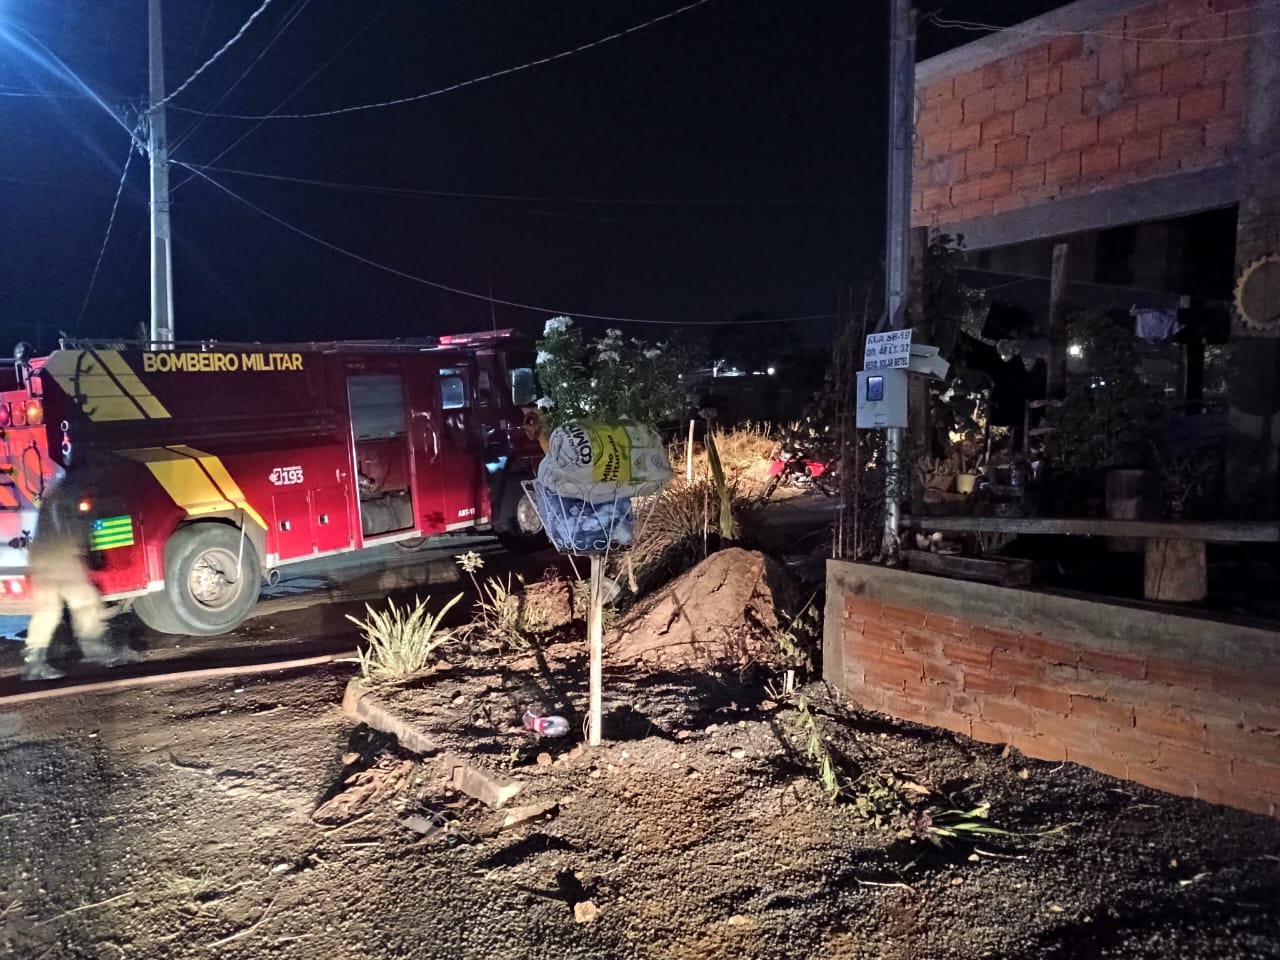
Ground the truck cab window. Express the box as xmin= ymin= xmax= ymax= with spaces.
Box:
xmin=440 ymin=369 xmax=468 ymax=411
xmin=439 ymin=367 xmax=470 ymax=448
xmin=510 ymin=367 xmax=537 ymax=406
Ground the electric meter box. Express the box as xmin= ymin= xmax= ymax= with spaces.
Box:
xmin=856 ymin=368 xmax=908 ymax=429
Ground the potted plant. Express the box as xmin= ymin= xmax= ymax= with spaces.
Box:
xmin=1044 ymin=310 xmax=1162 ymax=521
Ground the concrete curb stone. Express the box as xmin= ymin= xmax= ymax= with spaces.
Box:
xmin=342 ymin=679 xmax=524 ymax=808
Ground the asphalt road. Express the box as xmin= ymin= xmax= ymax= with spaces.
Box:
xmin=0 ymin=534 xmax=556 ymax=692
xmin=0 ymin=495 xmax=836 ymax=692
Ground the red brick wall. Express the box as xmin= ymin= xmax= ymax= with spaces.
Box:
xmin=841 ymin=594 xmax=1280 ymax=818
xmin=913 ymin=0 xmax=1252 ymax=227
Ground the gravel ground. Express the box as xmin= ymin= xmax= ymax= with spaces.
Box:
xmin=2 ymin=638 xmax=1278 ymax=960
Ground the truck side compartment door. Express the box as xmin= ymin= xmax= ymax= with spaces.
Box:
xmin=272 ymin=490 xmax=313 ymax=560
xmin=311 ymin=486 xmax=352 ymax=552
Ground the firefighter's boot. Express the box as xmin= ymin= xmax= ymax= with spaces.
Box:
xmin=81 ymin=638 xmax=140 ymax=668
xmin=23 ymin=595 xmax=65 ymax=680
xmin=21 ymin=648 xmax=65 ymax=682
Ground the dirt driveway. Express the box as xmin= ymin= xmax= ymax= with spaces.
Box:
xmin=2 ymin=643 xmax=1278 ymax=960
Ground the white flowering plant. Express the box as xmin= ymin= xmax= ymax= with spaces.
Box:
xmin=534 ymin=316 xmax=685 ymax=429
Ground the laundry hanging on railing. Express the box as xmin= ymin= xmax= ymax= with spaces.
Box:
xmin=1132 ymin=306 xmax=1180 ymax=343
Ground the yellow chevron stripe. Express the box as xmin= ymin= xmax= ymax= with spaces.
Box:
xmin=120 ymin=447 xmax=233 ymax=515
xmin=94 ymin=350 xmax=170 ymax=419
xmin=117 ymin=447 xmax=266 ymax=531
xmin=45 ymin=350 xmax=171 ymax=422
xmin=169 ymin=446 xmax=267 ymax=531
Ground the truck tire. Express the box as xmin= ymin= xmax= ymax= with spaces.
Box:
xmin=135 ymin=524 xmax=261 ymax=636
xmin=496 ymin=477 xmax=545 ymax=553
xmin=131 ymin=591 xmax=183 ymax=634
xmin=394 ymin=537 xmax=430 ymax=552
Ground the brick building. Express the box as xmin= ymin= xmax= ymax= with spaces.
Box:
xmin=822 ymin=0 xmax=1280 ymax=820
xmin=909 ymin=0 xmax=1280 ymax=509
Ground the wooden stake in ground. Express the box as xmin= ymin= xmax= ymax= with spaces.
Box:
xmin=685 ymin=419 xmax=695 ymax=483
xmin=587 ymin=554 xmax=605 ymax=746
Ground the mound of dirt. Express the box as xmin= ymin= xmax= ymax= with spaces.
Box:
xmin=518 ymin=577 xmax=574 ymax=632
xmin=607 ymin=547 xmax=797 ymax=669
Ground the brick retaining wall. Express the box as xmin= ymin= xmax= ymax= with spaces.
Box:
xmin=825 ymin=561 xmax=1280 ymax=818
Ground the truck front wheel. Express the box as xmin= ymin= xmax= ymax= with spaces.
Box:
xmin=496 ymin=478 xmax=545 ymax=552
xmin=133 ymin=524 xmax=261 ymax=636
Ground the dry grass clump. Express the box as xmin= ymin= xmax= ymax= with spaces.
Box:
xmin=454 ymin=551 xmax=568 ymax=652
xmin=668 ymin=423 xmax=776 ymax=498
xmin=628 ymin=478 xmax=764 ymax=591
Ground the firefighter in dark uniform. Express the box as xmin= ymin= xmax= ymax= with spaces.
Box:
xmin=22 ymin=444 xmax=111 ymax=680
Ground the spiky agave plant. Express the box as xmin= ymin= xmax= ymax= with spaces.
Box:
xmin=348 ymin=593 xmax=464 ymax=681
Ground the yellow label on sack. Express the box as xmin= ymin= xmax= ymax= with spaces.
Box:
xmin=578 ymin=422 xmax=634 ymax=484
xmin=587 ymin=423 xmax=631 ymax=483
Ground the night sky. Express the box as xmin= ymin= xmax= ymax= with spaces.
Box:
xmin=1 ymin=1 xmax=1068 ymax=351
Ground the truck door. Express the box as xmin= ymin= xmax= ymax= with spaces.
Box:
xmin=346 ymin=370 xmax=417 ymax=542
xmin=435 ymin=363 xmax=488 ymax=529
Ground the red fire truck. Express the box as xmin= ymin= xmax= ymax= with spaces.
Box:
xmin=0 ymin=347 xmax=50 ymax=612
xmin=0 ymin=331 xmax=545 ymax=636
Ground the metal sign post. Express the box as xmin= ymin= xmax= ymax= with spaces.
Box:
xmin=882 ymin=0 xmax=917 ymax=557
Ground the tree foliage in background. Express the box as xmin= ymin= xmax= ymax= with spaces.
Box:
xmin=925 ymin=234 xmax=993 ymax=458
xmin=707 ymin=313 xmax=786 ymax=373
xmin=828 ymin=279 xmax=894 ymax=560
xmin=1046 ymin=309 xmax=1163 ymax=473
xmin=534 ymin=316 xmax=687 ymax=429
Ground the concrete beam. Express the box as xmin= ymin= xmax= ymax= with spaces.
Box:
xmin=342 ymin=680 xmax=526 ymax=808
xmin=934 ymin=166 xmax=1241 ymax=251
xmin=1243 ymin=0 xmax=1280 ymax=169
xmin=917 ymin=0 xmax=1154 ymax=87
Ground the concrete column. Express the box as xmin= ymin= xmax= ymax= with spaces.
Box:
xmin=1227 ymin=2 xmax=1280 ymax=516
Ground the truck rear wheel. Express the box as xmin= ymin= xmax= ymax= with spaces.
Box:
xmin=134 ymin=524 xmax=261 ymax=636
xmin=132 ymin=592 xmax=183 ymax=634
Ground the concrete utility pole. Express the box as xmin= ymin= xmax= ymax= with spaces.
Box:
xmin=148 ymin=0 xmax=175 ymax=345
xmin=882 ymin=0 xmax=916 ymax=556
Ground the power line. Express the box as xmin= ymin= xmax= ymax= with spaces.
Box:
xmin=926 ymin=4 xmax=1280 ymax=44
xmin=174 ymin=161 xmax=839 ymax=327
xmin=170 ymin=0 xmax=314 ymax=155
xmin=192 ymin=0 xmax=218 ymax=54
xmin=178 ymin=162 xmax=856 ymax=208
xmin=170 ymin=0 xmax=715 ymax=121
xmin=0 ymin=21 xmax=145 ymax=150
xmin=0 ymin=87 xmax=84 ymax=99
xmin=171 ymin=0 xmax=401 ymax=192
xmin=150 ymin=0 xmax=276 ymax=111
xmin=77 ymin=133 xmax=139 ymax=326
xmin=0 ymin=174 xmax=125 ymax=197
